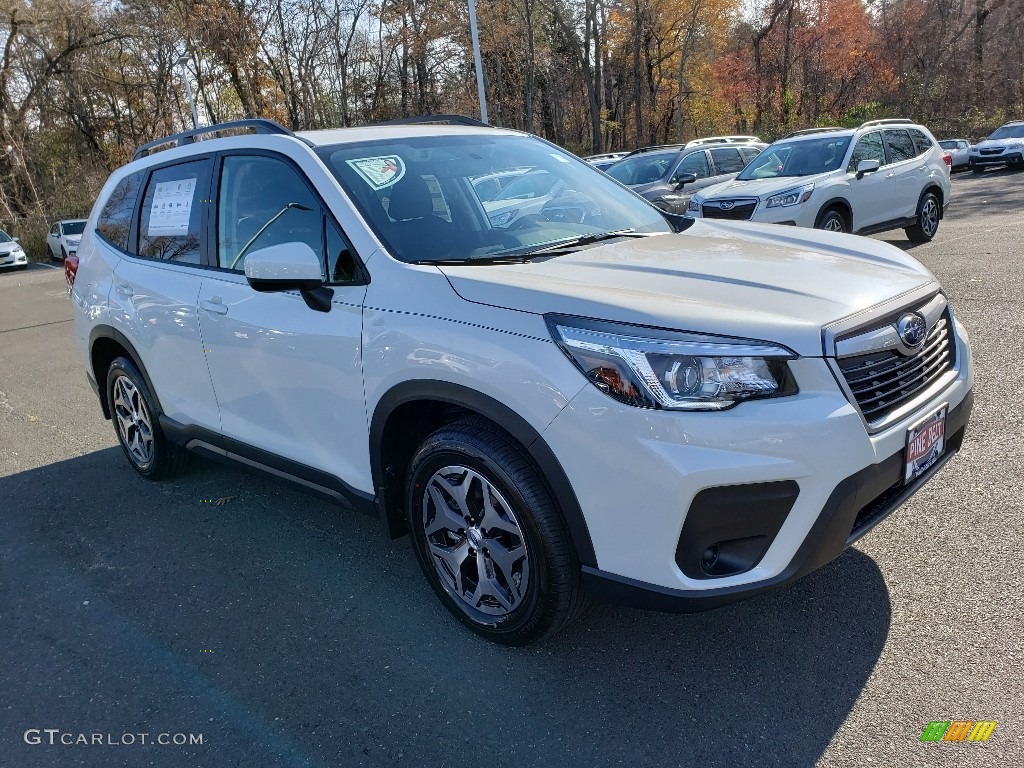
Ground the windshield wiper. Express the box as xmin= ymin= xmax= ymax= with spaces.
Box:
xmin=416 ymin=229 xmax=654 ymax=266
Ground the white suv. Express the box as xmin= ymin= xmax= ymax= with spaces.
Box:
xmin=687 ymin=120 xmax=951 ymax=242
xmin=70 ymin=117 xmax=974 ymax=645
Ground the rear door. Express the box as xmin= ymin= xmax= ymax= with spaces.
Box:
xmin=108 ymin=156 xmax=221 ymax=430
xmin=882 ymin=128 xmax=924 ymax=220
xmin=197 ymin=151 xmax=369 ymax=487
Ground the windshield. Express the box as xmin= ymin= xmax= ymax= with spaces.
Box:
xmin=318 ymin=134 xmax=672 ymax=263
xmin=988 ymin=124 xmax=1024 ymax=140
xmin=0 ymin=230 xmax=11 ymax=243
xmin=738 ymin=136 xmax=852 ymax=180
xmin=61 ymin=221 xmax=86 ymax=235
xmin=605 ymin=151 xmax=678 ymax=185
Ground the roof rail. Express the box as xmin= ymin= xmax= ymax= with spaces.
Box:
xmin=781 ymin=127 xmax=846 ymax=139
xmin=622 ymin=143 xmax=685 ymax=158
xmin=374 ymin=114 xmax=491 ymax=128
xmin=858 ymin=118 xmax=912 ymax=129
xmin=133 ymin=119 xmax=305 ymax=161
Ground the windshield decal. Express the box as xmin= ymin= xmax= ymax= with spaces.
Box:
xmin=345 ymin=155 xmax=406 ymax=189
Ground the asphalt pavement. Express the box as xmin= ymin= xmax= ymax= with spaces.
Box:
xmin=1 ymin=169 xmax=1021 ymax=767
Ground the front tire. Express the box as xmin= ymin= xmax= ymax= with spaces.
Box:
xmin=905 ymin=191 xmax=940 ymax=243
xmin=407 ymin=418 xmax=588 ymax=645
xmin=105 ymin=356 xmax=190 ymax=479
xmin=815 ymin=207 xmax=848 ymax=233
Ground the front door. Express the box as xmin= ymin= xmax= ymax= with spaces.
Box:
xmin=845 ymin=131 xmax=893 ymax=231
xmin=197 ymin=152 xmax=370 ymax=491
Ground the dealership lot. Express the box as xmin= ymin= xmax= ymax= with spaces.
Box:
xmin=1 ymin=170 xmax=1021 ymax=766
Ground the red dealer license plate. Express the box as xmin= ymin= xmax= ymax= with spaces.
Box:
xmin=904 ymin=404 xmax=947 ymax=484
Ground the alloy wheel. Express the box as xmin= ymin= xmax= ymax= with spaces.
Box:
xmin=112 ymin=374 xmax=154 ymax=466
xmin=421 ymin=464 xmax=531 ymax=617
xmin=921 ymin=197 xmax=939 ymax=237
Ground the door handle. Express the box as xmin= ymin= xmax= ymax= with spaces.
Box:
xmin=115 ymin=283 xmax=133 ymax=297
xmin=200 ymin=297 xmax=228 ymax=315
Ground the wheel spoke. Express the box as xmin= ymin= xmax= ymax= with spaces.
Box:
xmin=487 ymin=540 xmax=526 ymax=603
xmin=425 ymin=483 xmax=467 ymax=537
xmin=429 ymin=540 xmax=471 ymax=595
xmin=480 ymin=489 xmax=519 ymax=537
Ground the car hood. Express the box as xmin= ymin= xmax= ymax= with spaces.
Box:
xmin=438 ymin=220 xmax=937 ymax=357
xmin=972 ymin=137 xmax=1024 ymax=151
xmin=699 ymin=173 xmax=832 ymax=201
xmin=0 ymin=242 xmax=19 ymax=255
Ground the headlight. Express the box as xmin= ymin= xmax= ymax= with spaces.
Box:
xmin=687 ymin=198 xmax=700 ymax=213
xmin=765 ymin=183 xmax=814 ymax=208
xmin=547 ymin=315 xmax=797 ymax=411
xmin=489 ymin=209 xmax=518 ymax=227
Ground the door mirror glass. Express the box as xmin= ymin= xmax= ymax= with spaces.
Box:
xmin=244 ymin=242 xmax=324 ymax=292
xmin=856 ymin=159 xmax=881 ymax=177
xmin=673 ymin=172 xmax=698 ymax=190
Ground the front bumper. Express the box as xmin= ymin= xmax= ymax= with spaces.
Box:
xmin=583 ymin=391 xmax=972 ymax=612
xmin=541 ymin=320 xmax=973 ymax=610
xmin=0 ymin=252 xmax=28 ymax=268
xmin=970 ymin=151 xmax=1023 ymax=168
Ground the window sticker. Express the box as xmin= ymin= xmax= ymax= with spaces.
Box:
xmin=148 ymin=178 xmax=197 ymax=237
xmin=345 ymin=156 xmax=406 ymax=189
xmin=549 ymin=152 xmax=570 ymax=163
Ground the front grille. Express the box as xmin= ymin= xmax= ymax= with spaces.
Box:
xmin=703 ymin=201 xmax=756 ymax=220
xmin=980 ymin=147 xmax=1004 ymax=155
xmin=837 ymin=311 xmax=956 ymax=424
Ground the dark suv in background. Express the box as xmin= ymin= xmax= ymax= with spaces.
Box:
xmin=606 ymin=142 xmax=765 ymax=214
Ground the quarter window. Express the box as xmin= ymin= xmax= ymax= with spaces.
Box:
xmin=96 ymin=171 xmax=146 ymax=251
xmin=137 ymin=160 xmax=212 ymax=264
xmin=709 ymin=147 xmax=745 ymax=174
xmin=216 ymin=155 xmax=322 ymax=273
xmin=847 ymin=132 xmax=884 ymax=172
xmin=883 ymin=129 xmax=916 ymax=163
xmin=908 ymin=128 xmax=934 ymax=157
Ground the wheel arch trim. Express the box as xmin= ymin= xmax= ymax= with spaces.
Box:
xmin=369 ymin=380 xmax=598 ymax=568
xmin=88 ymin=325 xmax=161 ymax=419
xmin=814 ymin=197 xmax=853 ymax=229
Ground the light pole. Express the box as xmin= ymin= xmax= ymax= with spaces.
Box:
xmin=176 ymin=55 xmax=199 ymax=130
xmin=467 ymin=0 xmax=488 ymax=124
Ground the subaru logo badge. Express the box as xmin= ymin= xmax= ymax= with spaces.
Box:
xmin=897 ymin=312 xmax=927 ymax=348
xmin=719 ymin=201 xmax=735 ymax=210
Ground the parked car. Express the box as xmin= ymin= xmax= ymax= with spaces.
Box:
xmin=605 ymin=142 xmax=764 ymax=214
xmin=470 ymin=167 xmax=531 ymax=202
xmin=583 ymin=152 xmax=629 ymax=172
xmin=684 ymin=135 xmax=764 ymax=148
xmin=0 ymin=229 xmax=28 ymax=271
xmin=479 ymin=168 xmax=599 ymax=228
xmin=71 ymin=117 xmax=973 ymax=645
xmin=968 ymin=121 xmax=1024 ymax=172
xmin=47 ymin=219 xmax=87 ymax=260
xmin=938 ymin=139 xmax=971 ymax=171
xmin=687 ymin=119 xmax=951 ymax=242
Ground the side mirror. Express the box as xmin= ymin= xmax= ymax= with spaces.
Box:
xmin=855 ymin=159 xmax=881 ymax=179
xmin=244 ymin=242 xmax=333 ymax=312
xmin=13 ymin=237 xmax=20 ymax=243
xmin=673 ymin=172 xmax=698 ymax=190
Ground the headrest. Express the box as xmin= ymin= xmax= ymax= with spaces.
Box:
xmin=388 ymin=175 xmax=433 ymax=221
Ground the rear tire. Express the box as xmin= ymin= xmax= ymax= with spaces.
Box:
xmin=407 ymin=418 xmax=588 ymax=645
xmin=815 ymin=207 xmax=849 ymax=233
xmin=60 ymin=246 xmax=67 ymax=261
xmin=905 ymin=191 xmax=941 ymax=243
xmin=105 ymin=356 xmax=190 ymax=480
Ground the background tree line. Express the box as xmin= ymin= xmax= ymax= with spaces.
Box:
xmin=0 ymin=0 xmax=1021 ymax=243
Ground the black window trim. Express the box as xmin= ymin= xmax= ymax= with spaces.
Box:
xmin=206 ymin=148 xmax=369 ymax=287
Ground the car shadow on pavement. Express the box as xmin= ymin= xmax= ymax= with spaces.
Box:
xmin=1 ymin=449 xmax=891 ymax=768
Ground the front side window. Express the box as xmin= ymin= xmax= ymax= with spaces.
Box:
xmin=318 ymin=134 xmax=671 ymax=264
xmin=847 ymin=132 xmax=884 ymax=172
xmin=605 ymin=151 xmax=678 ymax=185
xmin=738 ymin=136 xmax=851 ymax=180
xmin=709 ymin=147 xmax=745 ymax=174
xmin=883 ymin=129 xmax=916 ymax=163
xmin=216 ymin=155 xmax=322 ymax=273
xmin=97 ymin=171 xmax=146 ymax=251
xmin=672 ymin=151 xmax=710 ymax=181
xmin=137 ymin=160 xmax=212 ymax=264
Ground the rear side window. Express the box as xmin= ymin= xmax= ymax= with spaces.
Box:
xmin=96 ymin=171 xmax=146 ymax=250
xmin=883 ymin=129 xmax=916 ymax=163
xmin=908 ymin=128 xmax=934 ymax=157
xmin=709 ymin=147 xmax=745 ymax=174
xmin=739 ymin=147 xmax=761 ymax=163
xmin=137 ymin=159 xmax=212 ymax=264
